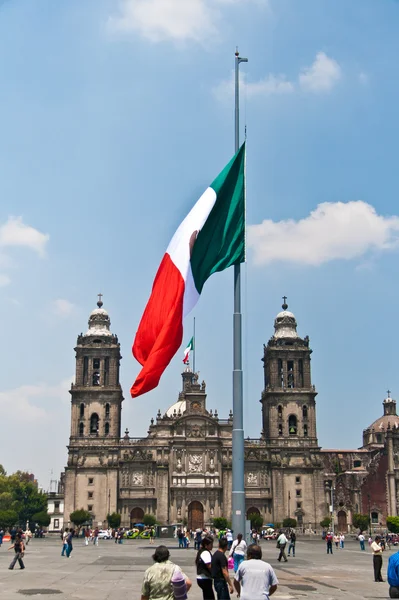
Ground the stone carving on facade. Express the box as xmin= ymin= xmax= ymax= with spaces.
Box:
xmin=209 ymin=452 xmax=215 ymax=473
xmin=176 ymin=451 xmax=183 ymax=472
xmin=189 ymin=454 xmax=203 ymax=473
xmin=187 ymin=424 xmax=205 ymax=438
xmin=123 ymin=449 xmax=153 ymax=461
xmin=132 ymin=472 xmax=144 ymax=486
xmin=246 ymin=472 xmax=258 ymax=486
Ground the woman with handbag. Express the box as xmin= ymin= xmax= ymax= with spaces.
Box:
xmin=141 ymin=545 xmax=192 ymax=600
xmin=196 ymin=536 xmax=215 ymax=600
xmin=8 ymin=534 xmax=25 ymax=570
xmin=229 ymin=533 xmax=247 ymax=573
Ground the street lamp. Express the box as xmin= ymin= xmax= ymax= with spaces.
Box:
xmin=325 ymin=482 xmax=335 ymax=534
xmin=367 ymin=493 xmax=371 ymax=536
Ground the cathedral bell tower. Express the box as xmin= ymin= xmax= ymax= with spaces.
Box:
xmin=261 ymin=299 xmax=318 ymax=446
xmin=70 ymin=295 xmax=123 ymax=440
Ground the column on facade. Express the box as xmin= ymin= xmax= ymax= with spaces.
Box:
xmin=387 ymin=431 xmax=397 ymax=517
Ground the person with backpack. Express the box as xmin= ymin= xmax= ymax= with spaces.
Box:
xmin=196 ymin=535 xmax=215 ymax=600
xmin=8 ymin=534 xmax=25 ymax=570
xmin=326 ymin=531 xmax=333 ymax=554
xmin=141 ymin=545 xmax=192 ymax=600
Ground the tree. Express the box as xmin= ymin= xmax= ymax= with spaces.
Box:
xmin=0 ymin=509 xmax=18 ymax=529
xmin=320 ymin=517 xmax=331 ymax=529
xmin=352 ymin=513 xmax=369 ymax=532
xmin=107 ymin=513 xmax=121 ymax=529
xmin=248 ymin=513 xmax=263 ymax=531
xmin=387 ymin=516 xmax=399 ymax=533
xmin=70 ymin=509 xmax=91 ymax=528
xmin=213 ymin=517 xmax=229 ymax=530
xmin=143 ymin=514 xmax=157 ymax=527
xmin=31 ymin=511 xmax=51 ymax=528
xmin=283 ymin=518 xmax=297 ymax=529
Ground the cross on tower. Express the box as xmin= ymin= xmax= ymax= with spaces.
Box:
xmin=387 ymin=389 xmax=391 ymax=398
xmin=97 ymin=293 xmax=103 ymax=308
xmin=282 ymin=295 xmax=288 ymax=310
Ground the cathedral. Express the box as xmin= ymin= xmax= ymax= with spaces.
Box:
xmin=63 ymin=297 xmax=399 ymax=532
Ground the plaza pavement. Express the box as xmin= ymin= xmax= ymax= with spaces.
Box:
xmin=0 ymin=536 xmax=396 ymax=599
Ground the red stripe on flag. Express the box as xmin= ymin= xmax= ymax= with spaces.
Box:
xmin=131 ymin=253 xmax=185 ymax=398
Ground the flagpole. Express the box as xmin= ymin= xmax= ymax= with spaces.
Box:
xmin=232 ymin=49 xmax=247 ymax=539
xmin=193 ymin=317 xmax=196 ymax=373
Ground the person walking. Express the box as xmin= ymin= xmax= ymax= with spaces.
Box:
xmin=177 ymin=529 xmax=184 ymax=549
xmin=234 ymin=544 xmax=278 ymax=600
xmin=326 ymin=531 xmax=333 ymax=554
xmin=196 ymin=535 xmax=215 ymax=600
xmin=85 ymin=528 xmax=90 ymax=546
xmin=149 ymin=527 xmax=155 ymax=545
xmin=211 ymin=537 xmax=234 ymax=599
xmin=140 ymin=545 xmax=191 ymax=600
xmin=339 ymin=533 xmax=345 ymax=549
xmin=8 ymin=534 xmax=25 ymax=570
xmin=66 ymin=529 xmax=74 ymax=558
xmin=333 ymin=533 xmax=339 ymax=549
xmin=388 ymin=547 xmax=399 ymax=598
xmin=358 ymin=533 xmax=365 ymax=551
xmin=229 ymin=533 xmax=247 ymax=573
xmin=288 ymin=531 xmax=296 ymax=557
xmin=93 ymin=527 xmax=99 ymax=546
xmin=276 ymin=530 xmax=288 ymax=563
xmin=61 ymin=529 xmax=69 ymax=556
xmin=0 ymin=528 xmax=4 ymax=548
xmin=226 ymin=530 xmax=233 ymax=550
xmin=371 ymin=535 xmax=384 ymax=582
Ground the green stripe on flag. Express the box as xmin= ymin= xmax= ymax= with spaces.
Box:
xmin=190 ymin=143 xmax=245 ymax=294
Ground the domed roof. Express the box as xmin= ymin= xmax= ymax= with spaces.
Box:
xmin=84 ymin=295 xmax=112 ymax=337
xmin=165 ymin=400 xmax=186 ymax=417
xmin=368 ymin=415 xmax=399 ymax=431
xmin=273 ymin=299 xmax=298 ymax=339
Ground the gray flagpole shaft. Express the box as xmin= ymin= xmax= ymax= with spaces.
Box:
xmin=193 ymin=317 xmax=196 ymax=373
xmin=232 ymin=49 xmax=247 ymax=539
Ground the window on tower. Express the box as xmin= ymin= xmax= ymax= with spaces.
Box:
xmin=79 ymin=422 xmax=84 ymax=437
xmin=278 ymin=423 xmax=283 ymax=436
xmin=287 ymin=361 xmax=294 ymax=388
xmin=288 ymin=415 xmax=297 ymax=435
xmin=105 ymin=422 xmax=110 ymax=435
xmin=303 ymin=424 xmax=308 ymax=437
xmin=90 ymin=413 xmax=99 ymax=435
xmin=302 ymin=405 xmax=308 ymax=419
xmin=92 ymin=372 xmax=100 ymax=386
xmin=277 ymin=405 xmax=283 ymax=419
xmin=93 ymin=358 xmax=100 ymax=370
xmin=104 ymin=357 xmax=109 ymax=385
xmin=105 ymin=403 xmax=110 ymax=418
xmin=278 ymin=359 xmax=283 ymax=388
xmin=83 ymin=357 xmax=89 ymax=385
xmin=80 ymin=403 xmax=85 ymax=418
xmin=298 ymin=359 xmax=304 ymax=387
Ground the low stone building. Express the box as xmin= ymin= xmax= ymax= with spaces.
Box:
xmin=62 ymin=297 xmax=399 ymax=531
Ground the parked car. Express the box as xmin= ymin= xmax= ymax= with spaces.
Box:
xmin=98 ymin=530 xmax=111 ymax=540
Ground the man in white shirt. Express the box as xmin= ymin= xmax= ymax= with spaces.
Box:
xmin=277 ymin=530 xmax=288 ymax=563
xmin=234 ymin=544 xmax=278 ymax=600
xmin=358 ymin=533 xmax=365 ymax=551
xmin=371 ymin=535 xmax=384 ymax=582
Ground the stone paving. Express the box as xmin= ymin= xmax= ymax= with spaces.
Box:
xmin=0 ymin=536 xmax=396 ymax=599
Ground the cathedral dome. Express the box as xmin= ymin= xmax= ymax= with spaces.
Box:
xmin=165 ymin=400 xmax=186 ymax=417
xmin=273 ymin=299 xmax=298 ymax=339
xmin=84 ymin=295 xmax=112 ymax=337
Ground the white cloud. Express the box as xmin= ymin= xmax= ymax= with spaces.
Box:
xmin=0 ymin=216 xmax=49 ymax=257
xmin=248 ymin=201 xmax=399 ymax=266
xmin=53 ymin=299 xmax=76 ymax=317
xmin=0 ymin=274 xmax=10 ymax=287
xmin=0 ymin=378 xmax=72 ymax=424
xmin=358 ymin=71 xmax=369 ymax=85
xmin=299 ymin=52 xmax=341 ymax=92
xmin=213 ymin=70 xmax=294 ymax=102
xmin=108 ymin=0 xmax=268 ymax=43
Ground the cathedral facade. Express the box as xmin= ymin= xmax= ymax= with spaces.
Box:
xmin=63 ymin=298 xmax=399 ymax=532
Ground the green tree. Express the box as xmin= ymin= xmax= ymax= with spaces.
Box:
xmin=70 ymin=509 xmax=91 ymax=528
xmin=31 ymin=511 xmax=51 ymax=528
xmin=283 ymin=518 xmax=297 ymax=529
xmin=0 ymin=509 xmax=18 ymax=529
xmin=387 ymin=516 xmax=399 ymax=533
xmin=248 ymin=513 xmax=263 ymax=531
xmin=213 ymin=517 xmax=229 ymax=530
xmin=320 ymin=517 xmax=331 ymax=529
xmin=143 ymin=514 xmax=157 ymax=527
xmin=352 ymin=513 xmax=369 ymax=532
xmin=107 ymin=513 xmax=121 ymax=529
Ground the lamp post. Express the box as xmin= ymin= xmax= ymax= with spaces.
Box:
xmin=325 ymin=482 xmax=335 ymax=534
xmin=367 ymin=493 xmax=371 ymax=536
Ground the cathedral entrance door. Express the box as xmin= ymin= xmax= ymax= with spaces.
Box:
xmin=337 ymin=510 xmax=347 ymax=532
xmin=130 ymin=507 xmax=144 ymax=527
xmin=246 ymin=507 xmax=260 ymax=520
xmin=188 ymin=501 xmax=204 ymax=530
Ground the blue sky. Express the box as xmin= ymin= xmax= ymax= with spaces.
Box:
xmin=1 ymin=0 xmax=399 ymax=488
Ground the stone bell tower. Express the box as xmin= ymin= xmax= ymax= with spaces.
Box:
xmin=64 ymin=295 xmax=123 ymax=526
xmin=261 ymin=298 xmax=318 ymax=445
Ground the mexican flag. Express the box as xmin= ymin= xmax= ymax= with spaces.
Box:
xmin=131 ymin=143 xmax=245 ymax=398
xmin=183 ymin=337 xmax=194 ymax=364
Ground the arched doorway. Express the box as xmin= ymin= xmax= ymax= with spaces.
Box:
xmin=246 ymin=507 xmax=260 ymax=519
xmin=188 ymin=501 xmax=204 ymax=530
xmin=130 ymin=507 xmax=144 ymax=527
xmin=337 ymin=510 xmax=347 ymax=532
